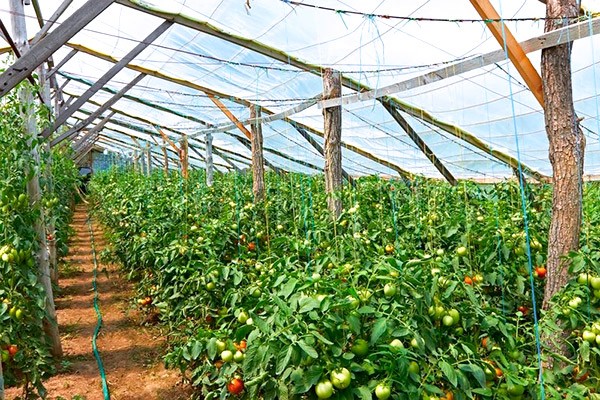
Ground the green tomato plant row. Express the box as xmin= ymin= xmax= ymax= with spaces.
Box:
xmin=0 ymin=83 xmax=79 ymax=396
xmin=90 ymin=169 xmax=600 ymax=400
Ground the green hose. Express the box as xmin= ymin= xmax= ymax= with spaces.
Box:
xmin=87 ymin=216 xmax=111 ymax=400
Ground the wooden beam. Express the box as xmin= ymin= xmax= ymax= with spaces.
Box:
xmin=154 ymin=126 xmax=180 ymax=153
xmin=64 ymin=43 xmax=421 ymax=178
xmin=380 ymin=101 xmax=457 ymax=185
xmin=469 ymin=0 xmax=544 ymax=107
xmin=51 ymin=73 xmax=146 ymax=146
xmin=31 ymin=0 xmax=75 ymax=44
xmin=322 ymin=69 xmax=343 ymax=218
xmin=207 ymin=94 xmax=252 ymax=140
xmin=41 ymin=20 xmax=172 ymax=138
xmin=318 ymin=18 xmax=600 ymax=109
xmin=73 ymin=111 xmax=115 ymax=149
xmin=47 ymin=49 xmax=78 ymax=78
xmin=0 ymin=0 xmax=114 ymax=98
xmin=113 ymin=1 xmax=550 ymax=180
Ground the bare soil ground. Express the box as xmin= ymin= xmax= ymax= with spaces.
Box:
xmin=5 ymin=204 xmax=193 ymax=400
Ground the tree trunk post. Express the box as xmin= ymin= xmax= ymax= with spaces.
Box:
xmin=541 ymin=0 xmax=585 ymax=366
xmin=541 ymin=0 xmax=585 ymax=308
xmin=322 ymin=68 xmax=343 ymax=218
xmin=206 ymin=132 xmax=214 ymax=187
xmin=180 ymin=136 xmax=189 ymax=179
xmin=10 ymin=0 xmax=62 ymax=358
xmin=145 ymin=142 xmax=152 ymax=175
xmin=250 ymin=105 xmax=265 ymax=202
xmin=162 ymin=143 xmax=169 ymax=175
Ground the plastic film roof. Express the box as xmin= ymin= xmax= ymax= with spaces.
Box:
xmin=2 ymin=0 xmax=600 ymax=181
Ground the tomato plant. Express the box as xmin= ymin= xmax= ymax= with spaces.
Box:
xmin=88 ymin=168 xmax=600 ymax=399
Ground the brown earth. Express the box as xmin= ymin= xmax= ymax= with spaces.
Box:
xmin=5 ymin=204 xmax=193 ymax=400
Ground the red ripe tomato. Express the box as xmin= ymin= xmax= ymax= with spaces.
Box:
xmin=517 ymin=305 xmax=528 ymax=315
xmin=464 ymin=276 xmax=473 ymax=285
xmin=535 ymin=266 xmax=547 ymax=279
xmin=247 ymin=242 xmax=256 ymax=252
xmin=228 ymin=377 xmax=245 ymax=395
xmin=7 ymin=344 xmax=18 ymax=357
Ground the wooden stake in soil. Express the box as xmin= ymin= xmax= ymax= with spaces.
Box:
xmin=250 ymin=105 xmax=265 ymax=202
xmin=206 ymin=132 xmax=214 ymax=187
xmin=145 ymin=142 xmax=152 ymax=175
xmin=10 ymin=0 xmax=62 ymax=358
xmin=322 ymin=68 xmax=343 ymax=218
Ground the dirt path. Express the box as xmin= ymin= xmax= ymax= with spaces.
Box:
xmin=6 ymin=204 xmax=192 ymax=400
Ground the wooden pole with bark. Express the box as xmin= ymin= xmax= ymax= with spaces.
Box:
xmin=540 ymin=0 xmax=585 ymax=366
xmin=145 ymin=142 xmax=152 ymax=175
xmin=250 ymin=105 xmax=265 ymax=202
xmin=180 ymin=136 xmax=189 ymax=179
xmin=206 ymin=132 xmax=214 ymax=187
xmin=162 ymin=144 xmax=169 ymax=175
xmin=541 ymin=0 xmax=585 ymax=309
xmin=322 ymin=68 xmax=343 ymax=218
xmin=10 ymin=0 xmax=62 ymax=358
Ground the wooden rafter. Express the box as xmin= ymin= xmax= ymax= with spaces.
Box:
xmin=0 ymin=0 xmax=114 ymax=98
xmin=207 ymin=94 xmax=252 ymax=140
xmin=469 ymin=0 xmax=544 ymax=107
xmin=63 ymin=44 xmax=415 ymax=178
xmin=41 ymin=21 xmax=172 ymax=138
xmin=114 ymin=0 xmax=548 ymax=181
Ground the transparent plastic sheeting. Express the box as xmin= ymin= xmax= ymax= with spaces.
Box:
xmin=1 ymin=0 xmax=600 ymax=179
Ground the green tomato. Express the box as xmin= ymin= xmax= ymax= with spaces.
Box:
xmin=375 ymin=383 xmax=391 ymax=400
xmin=448 ymin=309 xmax=460 ymax=324
xmin=507 ymin=384 xmax=525 ymax=397
xmin=216 ymin=339 xmax=226 ymax=352
xmin=346 ymin=296 xmax=360 ymax=309
xmin=591 ymin=276 xmax=600 ymax=290
xmin=389 ymin=339 xmax=404 ymax=352
xmin=221 ymin=350 xmax=233 ymax=362
xmin=351 ymin=339 xmax=369 ymax=357
xmin=582 ymin=330 xmax=596 ymax=343
xmin=237 ymin=311 xmax=249 ymax=324
xmin=410 ymin=338 xmax=420 ymax=349
xmin=456 ymin=246 xmax=467 ymax=257
xmin=442 ymin=315 xmax=455 ymax=327
xmin=330 ymin=368 xmax=351 ymax=389
xmin=233 ymin=350 xmax=245 ymax=362
xmin=205 ymin=282 xmax=216 ymax=291
xmin=383 ymin=283 xmax=397 ymax=297
xmin=315 ymin=380 xmax=334 ymax=399
xmin=578 ymin=273 xmax=590 ymax=286
xmin=408 ymin=361 xmax=420 ymax=375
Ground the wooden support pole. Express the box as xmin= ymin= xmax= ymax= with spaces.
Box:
xmin=145 ymin=142 xmax=152 ymax=175
xmin=10 ymin=0 xmax=62 ymax=358
xmin=322 ymin=69 xmax=343 ymax=218
xmin=206 ymin=132 xmax=214 ymax=186
xmin=0 ymin=357 xmax=4 ymax=400
xmin=162 ymin=142 xmax=169 ymax=174
xmin=180 ymin=136 xmax=189 ymax=179
xmin=469 ymin=0 xmax=544 ymax=107
xmin=250 ymin=105 xmax=265 ymax=202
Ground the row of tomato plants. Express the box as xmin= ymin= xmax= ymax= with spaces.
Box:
xmin=0 ymin=84 xmax=79 ymax=396
xmin=90 ymin=169 xmax=600 ymax=399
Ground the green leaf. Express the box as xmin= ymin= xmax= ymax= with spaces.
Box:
xmin=459 ymin=363 xmax=486 ymax=388
xmin=353 ymin=386 xmax=372 ymax=400
xmin=369 ymin=318 xmax=387 ymax=346
xmin=311 ymin=330 xmax=333 ymax=346
xmin=280 ymin=278 xmax=298 ymax=298
xmin=276 ymin=346 xmax=293 ymax=375
xmin=439 ymin=360 xmax=458 ymax=387
xmin=297 ymin=340 xmax=318 ymax=358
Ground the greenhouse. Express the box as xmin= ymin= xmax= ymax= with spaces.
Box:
xmin=1 ymin=0 xmax=600 ymax=399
